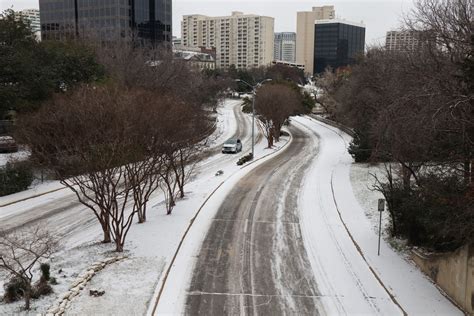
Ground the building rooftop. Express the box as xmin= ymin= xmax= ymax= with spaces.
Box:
xmin=183 ymin=12 xmax=274 ymax=20
xmin=315 ymin=19 xmax=365 ymax=28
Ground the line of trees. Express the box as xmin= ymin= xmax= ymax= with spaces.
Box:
xmin=17 ymin=83 xmax=211 ymax=252
xmin=315 ymin=0 xmax=473 ymax=251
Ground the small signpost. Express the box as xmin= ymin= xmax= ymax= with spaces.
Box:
xmin=378 ymin=199 xmax=385 ymax=256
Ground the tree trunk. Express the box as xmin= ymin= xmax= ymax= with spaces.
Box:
xmin=24 ymin=284 xmax=31 ymax=310
xmin=168 ymin=186 xmax=175 ymax=207
xmin=273 ymin=125 xmax=281 ymax=142
xmin=101 ymin=219 xmax=111 ymax=243
xmin=267 ymin=133 xmax=274 ymax=148
xmin=137 ymin=194 xmax=146 ymax=223
xmin=401 ymin=165 xmax=411 ymax=191
xmin=115 ymin=240 xmax=124 ymax=252
xmin=137 ymin=210 xmax=145 ymax=223
xmin=179 ymin=150 xmax=186 ymax=198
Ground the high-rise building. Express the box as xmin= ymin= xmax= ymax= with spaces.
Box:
xmin=274 ymin=32 xmax=296 ymax=63
xmin=313 ymin=19 xmax=365 ymax=74
xmin=385 ymin=30 xmax=424 ymax=52
xmin=39 ymin=0 xmax=172 ymax=45
xmin=17 ymin=9 xmax=41 ymax=40
xmin=181 ymin=11 xmax=274 ymax=69
xmin=296 ymin=6 xmax=335 ymax=74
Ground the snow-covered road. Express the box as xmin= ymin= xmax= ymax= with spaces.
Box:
xmin=293 ymin=116 xmax=461 ymax=315
xmin=185 ymin=124 xmax=321 ymax=315
xmin=156 ymin=115 xmax=461 ymax=316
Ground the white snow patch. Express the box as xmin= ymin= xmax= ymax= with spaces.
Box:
xmin=0 ymin=149 xmax=29 ymax=167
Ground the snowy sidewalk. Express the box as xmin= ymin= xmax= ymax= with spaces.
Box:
xmin=293 ymin=116 xmax=461 ymax=315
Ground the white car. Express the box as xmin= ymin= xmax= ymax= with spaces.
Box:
xmin=222 ymin=139 xmax=242 ymax=154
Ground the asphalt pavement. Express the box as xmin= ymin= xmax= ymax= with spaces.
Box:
xmin=186 ymin=124 xmax=323 ymax=315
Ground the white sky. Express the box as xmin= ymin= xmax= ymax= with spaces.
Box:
xmin=1 ymin=0 xmax=415 ymax=46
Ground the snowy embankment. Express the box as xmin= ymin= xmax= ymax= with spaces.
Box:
xmin=0 ymin=99 xmax=289 ymax=315
xmin=293 ymin=116 xmax=461 ymax=316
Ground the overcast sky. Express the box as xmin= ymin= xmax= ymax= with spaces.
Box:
xmin=1 ymin=0 xmax=415 ymax=45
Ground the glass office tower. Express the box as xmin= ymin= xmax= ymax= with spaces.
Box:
xmin=39 ymin=0 xmax=171 ymax=45
xmin=313 ymin=20 xmax=365 ymax=74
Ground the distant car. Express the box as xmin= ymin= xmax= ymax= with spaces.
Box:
xmin=222 ymin=138 xmax=242 ymax=154
xmin=0 ymin=136 xmax=18 ymax=153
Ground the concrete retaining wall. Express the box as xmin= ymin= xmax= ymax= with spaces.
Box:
xmin=412 ymin=244 xmax=474 ymax=315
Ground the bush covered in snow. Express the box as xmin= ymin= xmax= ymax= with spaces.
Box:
xmin=237 ymin=153 xmax=253 ymax=166
xmin=0 ymin=161 xmax=33 ymax=196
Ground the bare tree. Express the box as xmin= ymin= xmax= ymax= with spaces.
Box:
xmin=159 ymin=162 xmax=178 ymax=215
xmin=0 ymin=226 xmax=58 ymax=310
xmin=126 ymin=156 xmax=164 ymax=224
xmin=314 ymin=67 xmax=344 ymax=117
xmin=255 ymin=84 xmax=302 ymax=147
xmin=312 ymin=0 xmax=473 ymax=250
xmin=404 ymin=0 xmax=474 ymax=185
xmin=16 ymin=85 xmax=172 ymax=251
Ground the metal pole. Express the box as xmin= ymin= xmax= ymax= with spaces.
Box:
xmin=378 ymin=210 xmax=382 ymax=256
xmin=251 ymin=89 xmax=255 ymax=158
xmin=377 ymin=199 xmax=385 ymax=256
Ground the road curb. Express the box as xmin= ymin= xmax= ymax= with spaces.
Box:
xmin=0 ymin=187 xmax=66 ymax=208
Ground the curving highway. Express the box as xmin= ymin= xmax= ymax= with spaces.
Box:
xmin=182 ymin=116 xmax=461 ymax=316
xmin=186 ymin=124 xmax=324 ymax=315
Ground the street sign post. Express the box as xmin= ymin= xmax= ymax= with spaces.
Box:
xmin=378 ymin=199 xmax=385 ymax=256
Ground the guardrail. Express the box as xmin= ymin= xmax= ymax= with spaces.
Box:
xmin=308 ymin=115 xmax=355 ymax=137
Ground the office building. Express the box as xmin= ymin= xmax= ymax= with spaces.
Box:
xmin=181 ymin=11 xmax=274 ymax=69
xmin=274 ymin=32 xmax=296 ymax=63
xmin=296 ymin=6 xmax=335 ymax=74
xmin=17 ymin=9 xmax=41 ymax=40
xmin=39 ymin=0 xmax=172 ymax=45
xmin=385 ymin=30 xmax=425 ymax=52
xmin=313 ymin=19 xmax=365 ymax=74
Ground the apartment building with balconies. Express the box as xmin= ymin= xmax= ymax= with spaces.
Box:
xmin=181 ymin=11 xmax=274 ymax=69
xmin=385 ymin=30 xmax=426 ymax=52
